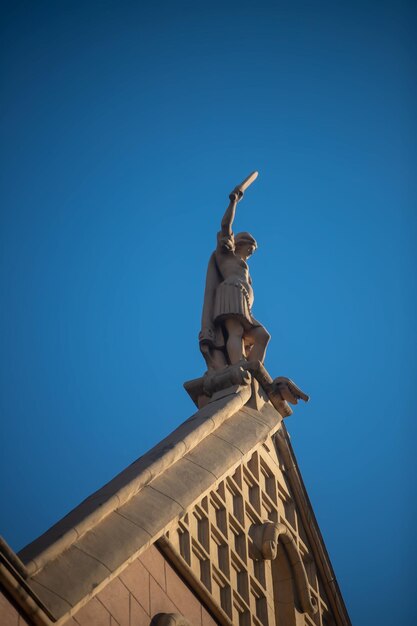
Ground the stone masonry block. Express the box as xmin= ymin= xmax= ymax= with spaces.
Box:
xmin=165 ymin=560 xmax=202 ymax=626
xmin=119 ymin=556 xmax=150 ymax=614
xmin=184 ymin=433 xmax=241 ymax=479
xmin=215 ymin=410 xmax=270 ymax=455
xmin=72 ymin=597 xmax=111 ymax=626
xmin=138 ymin=545 xmax=166 ymax=591
xmin=149 ymin=576 xmax=178 ymax=619
xmin=150 ymin=458 xmax=214 ymax=509
xmin=97 ymin=576 xmax=130 ymax=626
xmin=130 ymin=595 xmax=150 ymax=626
xmin=120 ymin=486 xmax=182 ymax=537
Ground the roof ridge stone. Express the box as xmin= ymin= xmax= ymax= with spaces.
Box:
xmin=19 ymin=384 xmax=253 ymax=577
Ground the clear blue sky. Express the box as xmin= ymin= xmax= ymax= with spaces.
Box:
xmin=1 ymin=1 xmax=416 ymax=624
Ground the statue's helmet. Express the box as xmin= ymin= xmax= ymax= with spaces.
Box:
xmin=235 ymin=232 xmax=257 ymax=249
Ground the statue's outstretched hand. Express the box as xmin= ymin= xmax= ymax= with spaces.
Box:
xmin=229 ymin=188 xmax=244 ymax=203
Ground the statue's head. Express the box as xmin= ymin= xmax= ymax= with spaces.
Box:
xmin=235 ymin=232 xmax=257 ymax=260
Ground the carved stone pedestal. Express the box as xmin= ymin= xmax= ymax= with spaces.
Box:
xmin=184 ymin=360 xmax=309 ymax=418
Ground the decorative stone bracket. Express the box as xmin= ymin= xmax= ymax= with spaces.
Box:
xmin=249 ymin=521 xmax=318 ymax=616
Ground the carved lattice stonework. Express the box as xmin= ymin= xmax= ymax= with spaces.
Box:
xmin=165 ymin=436 xmax=334 ymax=626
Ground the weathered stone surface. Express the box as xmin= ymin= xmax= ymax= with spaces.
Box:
xmin=213 ymin=407 xmax=279 ymax=454
xmin=29 ymin=579 xmax=72 ymax=617
xmin=138 ymin=545 xmax=166 ymax=591
xmin=120 ymin=486 xmax=183 ymax=537
xmin=184 ymin=433 xmax=241 ymax=479
xmin=119 ymin=556 xmax=150 ymax=614
xmin=71 ymin=597 xmax=111 ymax=626
xmin=33 ymin=545 xmax=110 ymax=608
xmin=149 ymin=576 xmax=178 ymax=618
xmin=76 ymin=511 xmax=149 ymax=572
xmin=165 ymin=560 xmax=202 ymax=626
xmin=96 ymin=577 xmax=130 ymax=626
xmin=70 ymin=544 xmax=215 ymax=626
xmin=130 ymin=595 xmax=149 ymax=625
xmin=150 ymin=458 xmax=214 ymax=509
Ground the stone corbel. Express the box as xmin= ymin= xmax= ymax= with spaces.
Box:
xmin=250 ymin=521 xmax=318 ymax=616
xmin=151 ymin=613 xmax=194 ymax=626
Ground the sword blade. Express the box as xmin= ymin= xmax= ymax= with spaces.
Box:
xmin=236 ymin=170 xmax=258 ymax=193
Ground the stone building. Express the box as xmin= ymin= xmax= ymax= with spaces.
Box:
xmin=0 ymin=382 xmax=351 ymax=626
xmin=1 ymin=175 xmax=351 ymax=625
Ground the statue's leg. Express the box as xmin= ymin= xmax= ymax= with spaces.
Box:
xmin=200 ymin=344 xmax=227 ymax=371
xmin=245 ymin=325 xmax=271 ymax=364
xmin=210 ymin=347 xmax=228 ymax=370
xmin=224 ymin=318 xmax=245 ymax=364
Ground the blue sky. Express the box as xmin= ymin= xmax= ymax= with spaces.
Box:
xmin=1 ymin=1 xmax=416 ymax=624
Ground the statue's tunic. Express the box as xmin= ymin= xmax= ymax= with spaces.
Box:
xmin=213 ymin=232 xmax=260 ymax=330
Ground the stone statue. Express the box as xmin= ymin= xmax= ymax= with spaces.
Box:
xmin=199 ymin=171 xmax=270 ymax=371
xmin=184 ymin=171 xmax=309 ymax=417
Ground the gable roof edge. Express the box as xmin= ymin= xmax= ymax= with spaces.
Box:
xmin=20 ymin=384 xmax=253 ymax=577
xmin=275 ymin=426 xmax=352 ymax=626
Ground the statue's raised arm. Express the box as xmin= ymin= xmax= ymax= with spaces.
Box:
xmin=220 ymin=191 xmax=240 ymax=236
xmin=220 ymin=170 xmax=258 ymax=236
